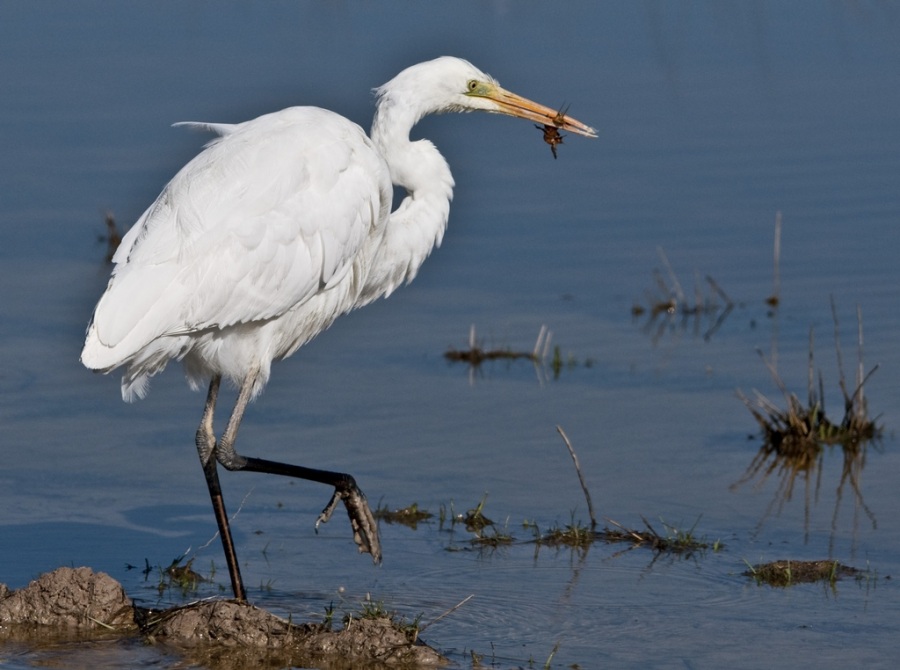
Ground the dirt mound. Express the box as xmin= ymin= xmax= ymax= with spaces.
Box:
xmin=1 ymin=567 xmax=444 ymax=668
xmin=142 ymin=599 xmax=443 ymax=667
xmin=0 ymin=566 xmax=134 ymax=631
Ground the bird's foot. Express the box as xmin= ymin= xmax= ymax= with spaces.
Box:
xmin=315 ymin=476 xmax=382 ymax=564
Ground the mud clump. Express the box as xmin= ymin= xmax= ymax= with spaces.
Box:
xmin=143 ymin=600 xmax=442 ymax=667
xmin=0 ymin=566 xmax=134 ymax=632
xmin=0 ymin=567 xmax=443 ymax=668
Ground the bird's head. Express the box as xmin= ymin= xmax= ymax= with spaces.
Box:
xmin=375 ymin=56 xmax=597 ymax=139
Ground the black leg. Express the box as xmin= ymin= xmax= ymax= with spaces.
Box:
xmin=196 ymin=377 xmax=247 ymax=601
xmin=229 ymin=454 xmax=381 ymax=563
xmin=213 ymin=372 xmax=382 ymax=566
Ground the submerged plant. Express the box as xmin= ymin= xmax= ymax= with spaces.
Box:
xmin=743 ymin=559 xmax=860 ymax=588
xmin=464 ymin=499 xmax=493 ymax=532
xmin=444 ymin=325 xmax=592 ymax=382
xmin=444 ymin=324 xmax=549 ymax=367
xmin=142 ymin=556 xmax=209 ymax=596
xmin=469 ymin=525 xmax=515 ymax=549
xmin=600 ymin=516 xmax=719 ymax=559
xmin=374 ymin=501 xmax=433 ymax=529
xmin=536 ymin=517 xmax=596 ymax=550
xmin=631 ymin=246 xmax=735 ymax=342
xmin=98 ymin=210 xmax=122 ymax=263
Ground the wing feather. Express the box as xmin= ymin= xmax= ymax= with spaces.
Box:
xmin=82 ymin=106 xmax=389 ymax=370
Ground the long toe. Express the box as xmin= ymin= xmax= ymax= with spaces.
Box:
xmin=343 ymin=484 xmax=382 ymax=564
xmin=315 ymin=480 xmax=382 ymax=564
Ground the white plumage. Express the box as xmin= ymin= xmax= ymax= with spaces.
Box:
xmin=82 ymin=107 xmax=391 ymax=400
xmin=81 ymin=56 xmax=595 ymax=601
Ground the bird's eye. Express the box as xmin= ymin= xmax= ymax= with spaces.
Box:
xmin=467 ymin=80 xmax=479 ymax=92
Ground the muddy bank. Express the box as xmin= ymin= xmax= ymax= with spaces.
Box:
xmin=0 ymin=567 xmax=443 ymax=668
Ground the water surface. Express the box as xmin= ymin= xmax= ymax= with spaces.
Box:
xmin=2 ymin=2 xmax=899 ymax=668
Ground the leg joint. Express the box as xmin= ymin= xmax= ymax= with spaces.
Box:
xmin=216 ymin=442 xmax=248 ymax=471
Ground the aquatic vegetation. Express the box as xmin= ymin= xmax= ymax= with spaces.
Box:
xmin=161 ymin=557 xmax=207 ymax=594
xmin=631 ymin=246 xmax=735 ymax=342
xmin=743 ymin=559 xmax=862 ymax=588
xmin=124 ymin=556 xmax=210 ymax=597
xmin=97 ymin=211 xmax=122 ymax=263
xmin=734 ymin=300 xmax=882 ymax=540
xmin=601 ymin=515 xmax=720 ymax=558
xmin=444 ymin=324 xmax=549 ymax=366
xmin=469 ymin=525 xmax=515 ymax=549
xmin=374 ymin=501 xmax=433 ymax=529
xmin=444 ymin=325 xmax=595 ymax=382
xmin=535 ymin=517 xmax=596 ymax=550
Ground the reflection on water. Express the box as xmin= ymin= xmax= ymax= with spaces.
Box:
xmin=631 ymin=245 xmax=737 ymax=343
xmin=734 ymin=305 xmax=882 ymax=551
xmin=735 ymin=433 xmax=879 ymax=548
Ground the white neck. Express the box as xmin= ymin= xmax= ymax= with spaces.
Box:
xmin=360 ymin=94 xmax=455 ymax=301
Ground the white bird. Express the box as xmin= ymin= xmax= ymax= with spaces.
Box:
xmin=81 ymin=56 xmax=596 ymax=601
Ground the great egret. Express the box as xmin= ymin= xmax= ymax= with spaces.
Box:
xmin=81 ymin=56 xmax=596 ymax=601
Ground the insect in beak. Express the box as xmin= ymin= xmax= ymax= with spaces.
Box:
xmin=536 ymin=104 xmax=570 ymax=159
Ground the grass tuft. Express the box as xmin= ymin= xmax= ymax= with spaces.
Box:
xmin=631 ymin=246 xmax=734 ymax=341
xmin=601 ymin=516 xmax=720 ymax=558
xmin=374 ymin=501 xmax=433 ymax=529
xmin=734 ymin=300 xmax=881 ymax=535
xmin=743 ymin=559 xmax=861 ymax=588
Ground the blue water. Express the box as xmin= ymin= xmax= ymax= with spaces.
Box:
xmin=2 ymin=2 xmax=900 ymax=668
